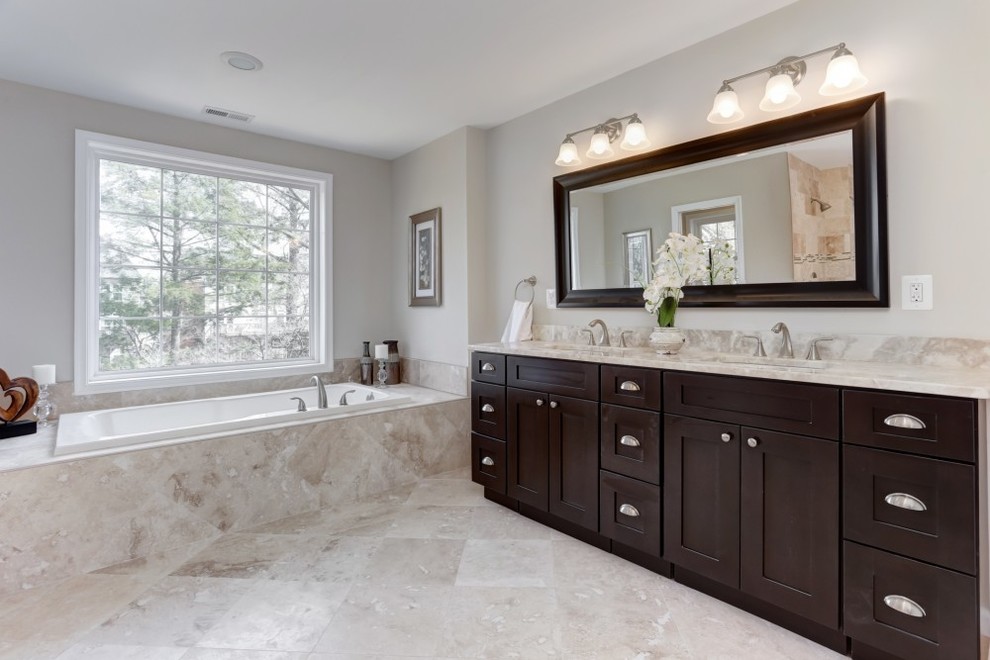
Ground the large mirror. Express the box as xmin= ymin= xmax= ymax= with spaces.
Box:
xmin=553 ymin=93 xmax=887 ymax=307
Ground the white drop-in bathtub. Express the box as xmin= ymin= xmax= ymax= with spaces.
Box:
xmin=54 ymin=383 xmax=410 ymax=456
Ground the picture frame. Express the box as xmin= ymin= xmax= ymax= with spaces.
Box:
xmin=409 ymin=207 xmax=442 ymax=306
xmin=623 ymin=228 xmax=652 ymax=288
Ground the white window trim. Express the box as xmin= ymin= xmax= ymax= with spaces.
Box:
xmin=670 ymin=196 xmax=746 ymax=283
xmin=74 ymin=130 xmax=333 ymax=395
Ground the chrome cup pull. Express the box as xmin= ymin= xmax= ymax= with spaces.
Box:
xmin=883 ymin=414 xmax=926 ymax=430
xmin=884 ymin=492 xmax=928 ymax=512
xmin=619 ymin=435 xmax=641 ymax=447
xmin=618 ymin=503 xmax=640 ymax=518
xmin=883 ymin=594 xmax=926 ymax=618
xmin=720 ymin=432 xmax=732 ymax=443
xmin=481 ymin=362 xmax=496 ymax=372
xmin=619 ymin=380 xmax=641 ymax=392
xmin=481 ymin=403 xmax=495 ymax=413
xmin=481 ymin=456 xmax=495 ymax=467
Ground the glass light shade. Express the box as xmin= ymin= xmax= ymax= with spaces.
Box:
xmin=555 ymin=138 xmax=580 ymax=166
xmin=706 ymin=86 xmax=744 ymax=124
xmin=819 ymin=50 xmax=868 ymax=96
xmin=587 ymin=129 xmax=614 ymax=159
xmin=759 ymin=73 xmax=801 ymax=111
xmin=619 ymin=118 xmax=650 ymax=151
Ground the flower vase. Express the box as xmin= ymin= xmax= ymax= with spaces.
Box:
xmin=650 ymin=327 xmax=686 ymax=355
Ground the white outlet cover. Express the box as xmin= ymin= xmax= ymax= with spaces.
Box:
xmin=546 ymin=288 xmax=557 ymax=309
xmin=901 ymin=275 xmax=933 ymax=310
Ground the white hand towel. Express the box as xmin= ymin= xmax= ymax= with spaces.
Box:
xmin=500 ymin=300 xmax=533 ymax=343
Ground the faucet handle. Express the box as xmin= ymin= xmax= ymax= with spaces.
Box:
xmin=619 ymin=330 xmax=634 ymax=348
xmin=805 ymin=337 xmax=835 ymax=361
xmin=580 ymin=328 xmax=594 ymax=345
xmin=740 ymin=334 xmax=767 ymax=357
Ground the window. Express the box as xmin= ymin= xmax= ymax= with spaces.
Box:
xmin=75 ymin=131 xmax=332 ymax=393
xmin=671 ymin=196 xmax=745 ymax=284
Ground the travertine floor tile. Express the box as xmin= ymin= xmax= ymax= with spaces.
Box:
xmin=79 ymin=576 xmax=252 ymax=647
xmin=455 ymin=539 xmax=554 ymax=588
xmin=312 ymin=585 xmax=450 ymax=656
xmin=4 ymin=475 xmax=864 ymax=660
xmin=194 ymin=580 xmax=349 ymax=652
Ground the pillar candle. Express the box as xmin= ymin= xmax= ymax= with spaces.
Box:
xmin=32 ymin=364 xmax=56 ymax=385
xmin=374 ymin=344 xmax=388 ymax=360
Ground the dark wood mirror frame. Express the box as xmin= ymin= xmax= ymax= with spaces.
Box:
xmin=553 ymin=93 xmax=887 ymax=308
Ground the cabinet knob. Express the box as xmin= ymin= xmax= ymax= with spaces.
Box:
xmin=747 ymin=437 xmax=759 ymax=448
xmin=619 ymin=380 xmax=641 ymax=392
xmin=549 ymin=401 xmax=559 ymax=409
xmin=883 ymin=413 xmax=926 ymax=430
xmin=481 ymin=456 xmax=495 ymax=467
xmin=883 ymin=594 xmax=926 ymax=618
xmin=481 ymin=362 xmax=496 ymax=372
xmin=536 ymin=399 xmax=545 ymax=407
xmin=618 ymin=503 xmax=641 ymax=518
xmin=884 ymin=492 xmax=928 ymax=512
xmin=720 ymin=432 xmax=732 ymax=443
xmin=481 ymin=403 xmax=495 ymax=413
xmin=619 ymin=435 xmax=641 ymax=447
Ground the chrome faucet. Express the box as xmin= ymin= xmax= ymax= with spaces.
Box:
xmin=311 ymin=375 xmax=328 ymax=409
xmin=770 ymin=322 xmax=793 ymax=358
xmin=338 ymin=389 xmax=356 ymax=406
xmin=587 ymin=319 xmax=611 ymax=346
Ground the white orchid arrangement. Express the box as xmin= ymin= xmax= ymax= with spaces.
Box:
xmin=643 ymin=232 xmax=737 ymax=327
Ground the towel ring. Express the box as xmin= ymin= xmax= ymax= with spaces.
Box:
xmin=514 ymin=276 xmax=537 ymax=303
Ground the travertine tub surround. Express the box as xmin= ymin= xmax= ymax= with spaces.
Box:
xmin=0 ymin=390 xmax=469 ymax=599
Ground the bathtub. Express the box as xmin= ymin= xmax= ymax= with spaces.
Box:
xmin=54 ymin=383 xmax=410 ymax=456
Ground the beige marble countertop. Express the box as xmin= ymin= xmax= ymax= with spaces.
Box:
xmin=0 ymin=384 xmax=464 ymax=473
xmin=470 ymin=341 xmax=990 ymax=399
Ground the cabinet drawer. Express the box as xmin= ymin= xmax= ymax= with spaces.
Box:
xmin=844 ymin=541 xmax=979 ymax=660
xmin=843 ymin=390 xmax=976 ymax=463
xmin=843 ymin=445 xmax=976 ymax=575
xmin=471 ymin=352 xmax=506 ymax=385
xmin=601 ymin=404 xmax=661 ymax=485
xmin=471 ymin=381 xmax=506 ymax=440
xmin=600 ymin=365 xmax=661 ymax=410
xmin=600 ymin=470 xmax=661 ymax=557
xmin=507 ymin=356 xmax=599 ymax=400
xmin=471 ymin=433 xmax=506 ymax=494
xmin=664 ymin=372 xmax=839 ymax=440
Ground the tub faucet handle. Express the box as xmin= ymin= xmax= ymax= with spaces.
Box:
xmin=290 ymin=397 xmax=307 ymax=412
xmin=339 ymin=389 xmax=357 ymax=406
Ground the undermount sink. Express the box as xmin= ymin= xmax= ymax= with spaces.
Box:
xmin=540 ymin=342 xmax=640 ymax=357
xmin=713 ymin=354 xmax=829 ymax=370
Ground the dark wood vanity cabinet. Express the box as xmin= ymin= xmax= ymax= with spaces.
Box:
xmin=663 ymin=373 xmax=841 ymax=630
xmin=470 ymin=351 xmax=985 ymax=660
xmin=842 ymin=389 xmax=980 ymax=660
xmin=505 ymin=356 xmax=600 ymax=532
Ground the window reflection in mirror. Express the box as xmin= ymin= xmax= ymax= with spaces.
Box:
xmin=567 ymin=131 xmax=853 ymax=289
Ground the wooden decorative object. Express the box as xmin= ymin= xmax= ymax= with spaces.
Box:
xmin=0 ymin=368 xmax=39 ymax=423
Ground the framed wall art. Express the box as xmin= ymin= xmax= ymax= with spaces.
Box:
xmin=409 ymin=207 xmax=442 ymax=306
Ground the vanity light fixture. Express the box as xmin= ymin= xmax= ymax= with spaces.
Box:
xmin=707 ymin=43 xmax=867 ymax=124
xmin=555 ymin=113 xmax=650 ymax=166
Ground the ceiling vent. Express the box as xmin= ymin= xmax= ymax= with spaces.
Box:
xmin=202 ymin=106 xmax=254 ymax=123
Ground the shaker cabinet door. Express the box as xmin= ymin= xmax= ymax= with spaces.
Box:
xmin=506 ymin=387 xmax=549 ymax=510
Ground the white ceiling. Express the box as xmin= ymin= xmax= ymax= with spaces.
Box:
xmin=0 ymin=0 xmax=797 ymax=160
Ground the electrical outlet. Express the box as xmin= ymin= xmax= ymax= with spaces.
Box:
xmin=546 ymin=288 xmax=557 ymax=309
xmin=902 ymin=275 xmax=933 ymax=310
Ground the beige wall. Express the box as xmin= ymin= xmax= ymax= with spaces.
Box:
xmin=0 ymin=79 xmax=393 ymax=381
xmin=391 ymin=126 xmax=485 ymax=367
xmin=482 ymin=0 xmax=990 ymax=340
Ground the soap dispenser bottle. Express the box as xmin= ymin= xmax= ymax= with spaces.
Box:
xmin=360 ymin=341 xmax=374 ymax=385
